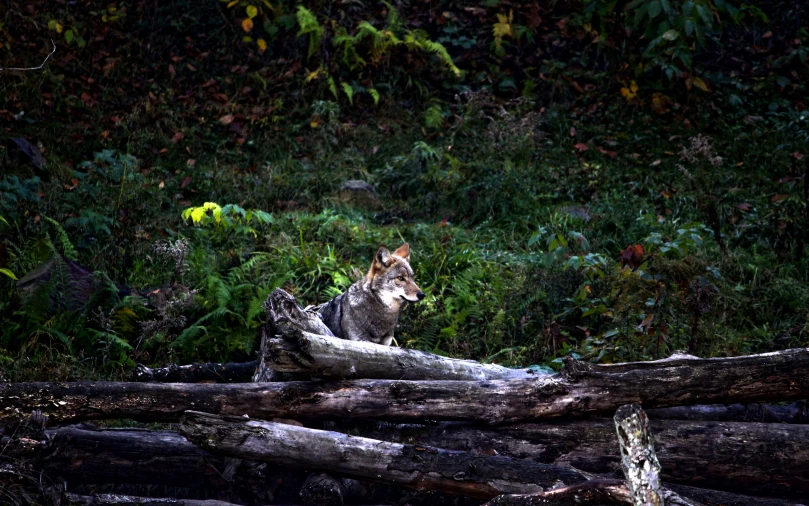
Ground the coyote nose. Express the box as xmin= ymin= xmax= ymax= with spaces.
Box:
xmin=416 ymin=291 xmax=425 ymax=301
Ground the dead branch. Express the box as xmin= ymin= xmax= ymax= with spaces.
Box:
xmin=0 ymin=40 xmax=56 ymax=71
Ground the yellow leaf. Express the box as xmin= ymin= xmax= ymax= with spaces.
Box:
xmin=691 ymin=77 xmax=710 ymax=92
xmin=246 ymin=5 xmax=258 ymax=19
xmin=262 ymin=0 xmax=273 ymax=8
xmin=242 ymin=18 xmax=254 ymax=32
xmin=305 ymin=68 xmax=321 ymax=82
xmin=227 ymin=0 xmax=238 ymax=7
xmin=257 ymin=38 xmax=267 ymax=53
xmin=56 ymin=22 xmax=63 ymax=34
xmin=620 ymin=80 xmax=638 ymax=100
xmin=190 ymin=207 xmax=207 ymax=224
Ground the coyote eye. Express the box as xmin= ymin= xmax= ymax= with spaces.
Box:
xmin=397 ymin=275 xmax=405 ymax=281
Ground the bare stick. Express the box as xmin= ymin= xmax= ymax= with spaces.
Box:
xmin=0 ymin=40 xmax=56 ymax=71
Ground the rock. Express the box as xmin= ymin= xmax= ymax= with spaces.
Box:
xmin=339 ymin=180 xmax=381 ymax=209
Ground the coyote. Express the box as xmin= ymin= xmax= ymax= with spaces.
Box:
xmin=318 ymin=243 xmax=425 ymax=346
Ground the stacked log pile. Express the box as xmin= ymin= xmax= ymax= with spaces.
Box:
xmin=1 ymin=288 xmax=808 ymax=505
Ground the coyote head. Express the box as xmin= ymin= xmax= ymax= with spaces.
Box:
xmin=367 ymin=243 xmax=425 ymax=309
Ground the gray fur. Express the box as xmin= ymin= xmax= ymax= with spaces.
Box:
xmin=318 ymin=245 xmax=423 ymax=346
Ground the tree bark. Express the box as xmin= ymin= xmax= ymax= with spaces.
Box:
xmin=179 ymin=411 xmax=587 ymax=500
xmin=614 ymin=404 xmax=664 ymax=506
xmin=265 ymin=328 xmax=540 ymax=380
xmin=131 ymin=360 xmax=258 ymax=383
xmin=3 ymin=348 xmax=808 ymax=426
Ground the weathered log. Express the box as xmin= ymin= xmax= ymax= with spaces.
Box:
xmin=4 ymin=348 xmax=809 ymax=426
xmin=266 ymin=328 xmax=540 ymax=380
xmin=264 ymin=287 xmax=334 ymax=337
xmin=338 ymin=416 xmax=809 ymax=499
xmin=63 ymin=493 xmax=245 ymax=506
xmin=131 ymin=360 xmax=258 ymax=383
xmin=482 ymin=479 xmax=632 ymax=505
xmin=665 ymin=484 xmax=808 ymax=506
xmin=646 ymin=401 xmax=809 ymax=424
xmin=179 ymin=411 xmax=587 ymax=500
xmin=254 ymin=288 xmax=335 ymax=382
xmin=614 ymin=404 xmax=664 ymax=506
xmin=24 ymin=425 xmax=287 ymax=504
xmin=3 ymin=414 xmax=799 ymax=500
xmin=483 ymin=481 xmax=758 ymax=506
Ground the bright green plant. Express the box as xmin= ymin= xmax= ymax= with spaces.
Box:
xmin=182 ymin=202 xmax=273 ymax=241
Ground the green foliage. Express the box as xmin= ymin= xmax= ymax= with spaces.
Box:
xmin=182 ymin=202 xmax=273 ymax=242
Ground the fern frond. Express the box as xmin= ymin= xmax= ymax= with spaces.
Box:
xmin=404 ymin=31 xmax=461 ymax=77
xmin=43 ymin=216 xmax=78 ymax=260
xmin=296 ymin=6 xmax=323 ymax=59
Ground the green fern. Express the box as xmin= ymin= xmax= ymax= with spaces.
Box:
xmin=404 ymin=30 xmax=461 ymax=77
xmin=296 ymin=6 xmax=323 ymax=59
xmin=341 ymin=82 xmax=355 ymax=105
xmin=43 ymin=216 xmax=78 ymax=260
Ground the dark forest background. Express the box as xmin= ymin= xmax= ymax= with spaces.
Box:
xmin=1 ymin=0 xmax=808 ymax=380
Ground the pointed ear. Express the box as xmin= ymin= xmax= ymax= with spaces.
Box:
xmin=373 ymin=246 xmax=393 ymax=270
xmin=393 ymin=243 xmax=410 ymax=262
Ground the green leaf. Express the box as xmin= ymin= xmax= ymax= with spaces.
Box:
xmin=65 ymin=29 xmax=74 ymax=44
xmin=662 ymin=29 xmax=680 ymax=41
xmin=684 ymin=18 xmax=695 ymax=36
xmin=647 ymin=1 xmax=662 ymax=19
xmin=246 ymin=5 xmax=258 ymax=19
xmin=368 ymin=88 xmax=380 ymax=105
xmin=0 ymin=268 xmax=17 ymax=280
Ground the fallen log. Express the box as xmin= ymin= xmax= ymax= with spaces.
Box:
xmin=646 ymin=401 xmax=809 ymax=424
xmin=131 ymin=360 xmax=258 ymax=383
xmin=335 ymin=416 xmax=809 ymax=499
xmin=482 ymin=479 xmax=632 ymax=505
xmin=179 ymin=411 xmax=587 ymax=500
xmin=3 ymin=348 xmax=808 ymax=426
xmin=64 ymin=493 xmax=246 ymax=506
xmin=265 ymin=328 xmax=540 ymax=380
xmin=481 ymin=481 xmax=796 ymax=506
xmin=5 ymin=414 xmax=800 ymax=500
xmin=23 ymin=425 xmax=288 ymax=504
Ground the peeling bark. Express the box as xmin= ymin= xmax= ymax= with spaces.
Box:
xmin=614 ymin=404 xmax=664 ymax=506
xmin=3 ymin=348 xmax=809 ymax=426
xmin=265 ymin=328 xmax=540 ymax=380
xmin=179 ymin=411 xmax=587 ymax=500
